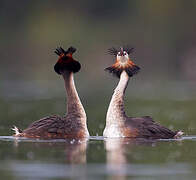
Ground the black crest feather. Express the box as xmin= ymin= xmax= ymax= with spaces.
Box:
xmin=123 ymin=45 xmax=134 ymax=54
xmin=54 ymin=47 xmax=66 ymax=56
xmin=108 ymin=45 xmax=134 ymax=56
xmin=108 ymin=47 xmax=118 ymax=56
xmin=67 ymin=46 xmax=76 ymax=54
xmin=54 ymin=46 xmax=80 ymax=74
xmin=54 ymin=46 xmax=77 ymax=56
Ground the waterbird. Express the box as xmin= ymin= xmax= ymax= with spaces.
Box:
xmin=12 ymin=46 xmax=89 ymax=139
xmin=103 ymin=46 xmax=183 ymax=139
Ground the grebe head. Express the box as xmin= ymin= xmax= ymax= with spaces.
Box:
xmin=54 ymin=46 xmax=81 ymax=75
xmin=116 ymin=47 xmax=130 ymax=65
xmin=106 ymin=46 xmax=140 ymax=78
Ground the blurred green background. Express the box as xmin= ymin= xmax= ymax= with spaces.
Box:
xmin=0 ymin=0 xmax=196 ymax=136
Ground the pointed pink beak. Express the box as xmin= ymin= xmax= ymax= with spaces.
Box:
xmin=120 ymin=48 xmax=124 ymax=56
xmin=120 ymin=49 xmax=124 ymax=56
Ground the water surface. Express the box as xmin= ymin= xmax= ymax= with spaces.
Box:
xmin=0 ymin=136 xmax=196 ymax=180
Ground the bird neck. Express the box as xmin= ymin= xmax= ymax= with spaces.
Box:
xmin=62 ymin=71 xmax=87 ymax=123
xmin=106 ymin=71 xmax=129 ymax=125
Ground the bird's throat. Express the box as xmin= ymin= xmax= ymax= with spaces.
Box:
xmin=106 ymin=71 xmax=130 ymax=125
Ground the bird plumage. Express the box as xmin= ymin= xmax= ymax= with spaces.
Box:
xmin=105 ymin=46 xmax=140 ymax=78
xmin=104 ymin=47 xmax=183 ymax=139
xmin=12 ymin=46 xmax=89 ymax=139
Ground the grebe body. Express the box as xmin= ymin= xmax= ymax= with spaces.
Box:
xmin=104 ymin=47 xmax=183 ymax=139
xmin=13 ymin=46 xmax=89 ymax=139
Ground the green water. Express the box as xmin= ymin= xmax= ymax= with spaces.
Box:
xmin=0 ymin=136 xmax=196 ymax=180
xmin=0 ymin=91 xmax=196 ymax=179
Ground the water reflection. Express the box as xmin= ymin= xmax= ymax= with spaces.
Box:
xmin=13 ymin=138 xmax=88 ymax=164
xmin=0 ymin=138 xmax=88 ymax=179
xmin=64 ymin=139 xmax=87 ymax=164
xmin=104 ymin=138 xmax=157 ymax=180
xmin=0 ymin=136 xmax=196 ymax=179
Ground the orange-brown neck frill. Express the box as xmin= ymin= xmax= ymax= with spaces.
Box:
xmin=54 ymin=56 xmax=81 ymax=74
xmin=105 ymin=59 xmax=140 ymax=78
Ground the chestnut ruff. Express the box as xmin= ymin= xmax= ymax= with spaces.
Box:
xmin=105 ymin=46 xmax=140 ymax=78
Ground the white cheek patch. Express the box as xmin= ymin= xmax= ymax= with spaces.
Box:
xmin=117 ymin=55 xmax=120 ymax=60
xmin=117 ymin=52 xmax=129 ymax=65
xmin=119 ymin=56 xmax=129 ymax=65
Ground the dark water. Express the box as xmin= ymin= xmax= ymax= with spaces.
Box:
xmin=1 ymin=82 xmax=196 ymax=180
xmin=0 ymin=136 xmax=196 ymax=180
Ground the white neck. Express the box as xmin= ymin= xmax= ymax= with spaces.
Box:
xmin=62 ymin=71 xmax=87 ymax=124
xmin=105 ymin=71 xmax=129 ymax=126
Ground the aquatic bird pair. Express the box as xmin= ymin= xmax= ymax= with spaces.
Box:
xmin=12 ymin=46 xmax=183 ymax=139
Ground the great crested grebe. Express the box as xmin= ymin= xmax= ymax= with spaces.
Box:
xmin=103 ymin=46 xmax=183 ymax=139
xmin=12 ymin=46 xmax=89 ymax=139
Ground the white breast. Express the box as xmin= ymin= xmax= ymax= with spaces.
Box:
xmin=103 ymin=124 xmax=124 ymax=138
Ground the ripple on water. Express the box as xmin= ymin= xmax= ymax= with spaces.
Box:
xmin=0 ymin=135 xmax=196 ymax=143
xmin=0 ymin=161 xmax=192 ymax=179
xmin=0 ymin=135 xmax=196 ymax=179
